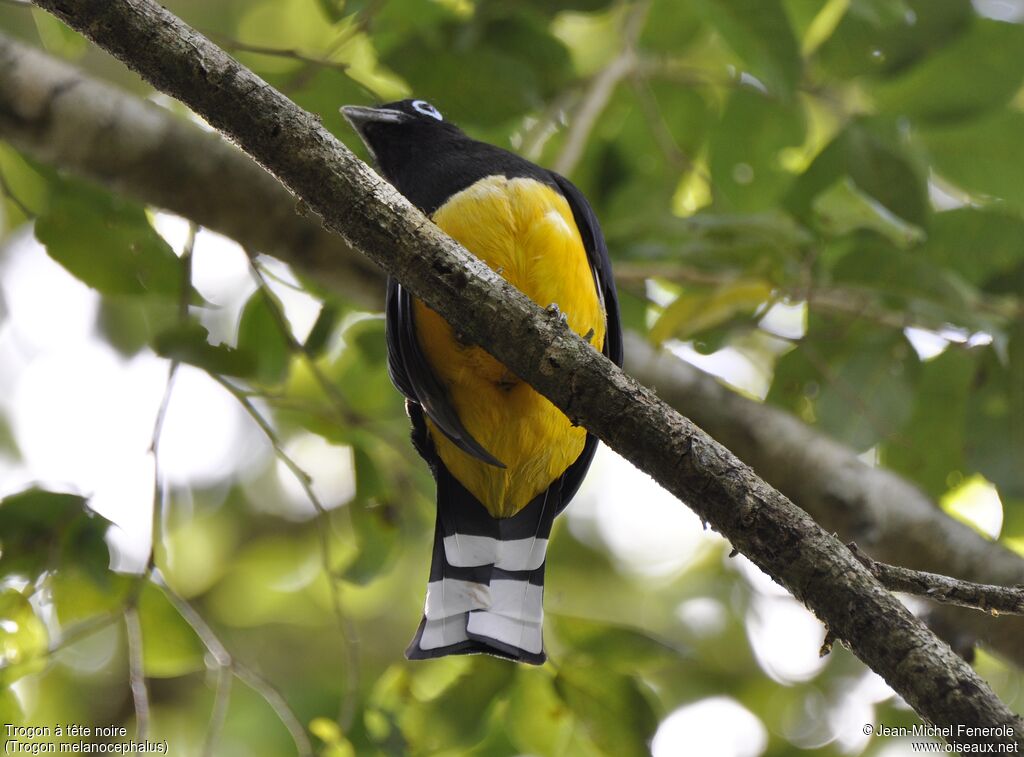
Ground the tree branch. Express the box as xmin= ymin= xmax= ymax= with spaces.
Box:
xmin=622 ymin=333 xmax=1024 ymax=665
xmin=553 ymin=0 xmax=650 ymax=176
xmin=0 ymin=31 xmax=379 ymax=305
xmin=26 ymin=0 xmax=1023 ymax=745
xmin=5 ymin=17 xmax=1024 ymax=672
xmin=846 ymin=543 xmax=1024 ymax=617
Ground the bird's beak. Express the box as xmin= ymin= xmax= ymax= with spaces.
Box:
xmin=340 ymin=105 xmax=410 ymax=136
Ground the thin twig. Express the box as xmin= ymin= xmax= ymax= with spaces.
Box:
xmin=147 ymin=223 xmax=196 ymax=572
xmin=232 ymin=663 xmax=313 ymax=757
xmin=553 ymin=0 xmax=651 ymax=176
xmin=519 ymin=88 xmax=578 ymax=162
xmin=124 ymin=607 xmax=150 ymax=741
xmin=243 ymin=259 xmax=366 ymax=729
xmin=848 ymin=544 xmax=1024 ymax=616
xmin=48 ymin=610 xmax=121 ymax=654
xmin=247 ymin=257 xmax=359 ymax=427
xmin=202 ymin=666 xmax=232 ymax=757
xmin=151 ymin=571 xmax=313 ymax=757
xmin=210 ymin=35 xmax=350 ymax=73
xmin=152 ymin=571 xmax=230 ymax=666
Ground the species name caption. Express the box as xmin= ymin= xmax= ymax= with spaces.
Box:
xmin=3 ymin=724 xmax=168 ymax=754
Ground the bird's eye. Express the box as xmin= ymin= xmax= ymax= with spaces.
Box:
xmin=411 ymin=100 xmax=443 ymax=121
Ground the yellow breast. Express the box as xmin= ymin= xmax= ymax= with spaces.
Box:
xmin=413 ymin=176 xmax=606 ymax=518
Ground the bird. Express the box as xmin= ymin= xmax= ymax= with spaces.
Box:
xmin=342 ymin=98 xmax=623 ymax=664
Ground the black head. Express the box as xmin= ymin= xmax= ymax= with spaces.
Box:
xmin=341 ymin=99 xmax=463 ymax=165
xmin=341 ymin=97 xmax=546 ymax=214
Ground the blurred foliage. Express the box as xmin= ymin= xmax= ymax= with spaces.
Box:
xmin=1 ymin=0 xmax=1023 ymax=754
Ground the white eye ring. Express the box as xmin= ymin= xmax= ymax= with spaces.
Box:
xmin=411 ymin=99 xmax=443 ymax=121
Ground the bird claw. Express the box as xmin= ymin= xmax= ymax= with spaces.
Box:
xmin=545 ymin=302 xmax=569 ymax=326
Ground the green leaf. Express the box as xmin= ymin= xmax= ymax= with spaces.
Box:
xmin=812 ymin=177 xmax=924 ymax=248
xmin=920 ymin=111 xmax=1024 ymax=210
xmin=0 ymin=489 xmax=111 ymax=582
xmin=882 ymin=348 xmax=976 ymax=497
xmin=342 ymin=448 xmax=399 ymax=584
xmin=921 ymin=209 xmax=1024 ymax=288
xmin=555 ymin=656 xmax=658 ymax=757
xmin=816 ymin=0 xmax=973 ymax=79
xmin=505 ymin=668 xmax=574 ymax=756
xmin=552 ymin=614 xmax=689 ymax=674
xmin=97 ymin=294 xmax=181 ymax=357
xmin=30 ymin=7 xmax=88 ymax=59
xmin=709 ymin=87 xmax=805 ymax=212
xmin=398 ymin=657 xmax=515 ymax=753
xmin=35 ymin=183 xmax=182 ymax=297
xmin=964 ymin=327 xmax=1024 ymax=499
xmin=786 ymin=121 xmax=929 ymax=228
xmin=304 ymin=303 xmax=342 ymax=357
xmin=649 ymin=279 xmax=773 ymax=344
xmin=640 ymin=0 xmax=703 ymax=52
xmin=153 ymin=320 xmax=257 ymax=378
xmin=871 ymin=20 xmax=1024 ymax=120
xmin=0 ymin=589 xmax=48 ymax=686
xmin=693 ymin=0 xmax=802 ymax=96
xmin=51 ymin=569 xmax=132 ymax=626
xmin=384 ymin=11 xmax=571 ymax=127
xmin=237 ymin=291 xmax=292 ymax=385
xmin=814 ymin=337 xmax=915 ymax=450
xmin=0 ymin=685 xmax=22 ymax=725
xmin=137 ymin=581 xmax=205 ymax=678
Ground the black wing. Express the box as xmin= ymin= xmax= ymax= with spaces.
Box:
xmin=386 ymin=277 xmax=505 ymax=468
xmin=548 ymin=171 xmax=624 ymax=512
xmin=549 ymin=172 xmax=624 ymax=367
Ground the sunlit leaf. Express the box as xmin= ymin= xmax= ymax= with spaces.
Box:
xmin=137 ymin=581 xmax=205 ymax=678
xmin=650 ymin=279 xmax=773 ymax=344
xmin=871 ymin=20 xmax=1024 ymax=120
xmin=920 ymin=111 xmax=1024 ymax=210
xmin=0 ymin=589 xmax=48 ymax=686
xmin=709 ymin=88 xmax=805 ymax=212
xmin=505 ymin=668 xmax=574 ymax=756
xmin=0 ymin=489 xmax=111 ymax=582
xmin=35 ymin=183 xmax=182 ymax=297
xmin=555 ymin=656 xmax=658 ymax=757
xmin=237 ymin=290 xmax=292 ymax=385
xmin=882 ymin=348 xmax=976 ymax=497
xmin=816 ymin=0 xmax=973 ymax=78
xmin=692 ymin=0 xmax=802 ymax=96
xmin=812 ymin=178 xmax=924 ymax=248
xmin=153 ymin=320 xmax=258 ymax=378
xmin=786 ymin=121 xmax=929 ymax=227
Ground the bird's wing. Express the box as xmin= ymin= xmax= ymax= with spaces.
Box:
xmin=547 ymin=171 xmax=624 ymax=513
xmin=386 ymin=276 xmax=506 ymax=468
xmin=549 ymin=172 xmax=624 ymax=368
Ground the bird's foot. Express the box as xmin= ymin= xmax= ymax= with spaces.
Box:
xmin=545 ymin=302 xmax=569 ymax=327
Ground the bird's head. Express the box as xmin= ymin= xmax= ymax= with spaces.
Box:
xmin=341 ymin=99 xmax=461 ymax=167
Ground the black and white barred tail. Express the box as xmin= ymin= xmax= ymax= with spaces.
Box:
xmin=405 ymin=474 xmax=558 ymax=665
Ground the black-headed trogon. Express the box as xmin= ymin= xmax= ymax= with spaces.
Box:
xmin=342 ymin=98 xmax=623 ymax=664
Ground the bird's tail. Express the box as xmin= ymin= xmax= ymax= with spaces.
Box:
xmin=405 ymin=473 xmax=557 ymax=665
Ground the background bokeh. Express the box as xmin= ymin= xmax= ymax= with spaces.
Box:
xmin=1 ymin=0 xmax=1023 ymax=755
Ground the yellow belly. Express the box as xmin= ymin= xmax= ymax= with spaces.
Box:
xmin=414 ymin=176 xmax=606 ymax=518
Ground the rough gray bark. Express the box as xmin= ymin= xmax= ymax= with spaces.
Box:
xmin=4 ymin=16 xmax=1024 ymax=672
xmin=26 ymin=0 xmax=1024 ymax=745
xmin=844 ymin=544 xmax=1024 ymax=616
xmin=0 ymin=31 xmax=379 ymax=305
xmin=624 ymin=333 xmax=1024 ymax=665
